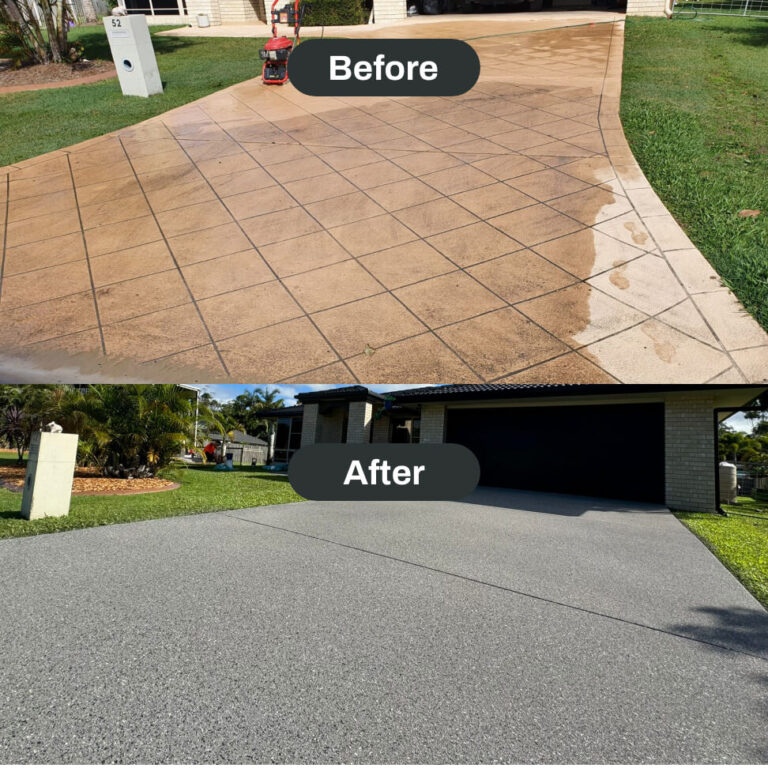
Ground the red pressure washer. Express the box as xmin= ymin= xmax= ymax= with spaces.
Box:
xmin=259 ymin=0 xmax=309 ymax=85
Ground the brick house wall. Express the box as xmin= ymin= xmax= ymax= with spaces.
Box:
xmin=626 ymin=0 xmax=667 ymax=16
xmin=317 ymin=407 xmax=347 ymax=443
xmin=373 ymin=0 xmax=405 ymax=22
xmin=300 ymin=403 xmax=319 ymax=446
xmin=347 ymin=401 xmax=374 ymax=443
xmin=420 ymin=403 xmax=446 ymax=444
xmin=663 ymin=392 xmax=717 ymax=513
xmin=372 ymin=416 xmax=390 ymax=443
xmin=185 ymin=0 xmax=222 ymax=24
xmin=221 ymin=0 xmax=263 ymax=22
xmin=299 ymin=392 xmax=723 ymax=513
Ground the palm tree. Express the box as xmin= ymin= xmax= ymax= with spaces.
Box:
xmin=220 ymin=386 xmax=285 ymax=441
xmin=255 ymin=386 xmax=285 ymax=410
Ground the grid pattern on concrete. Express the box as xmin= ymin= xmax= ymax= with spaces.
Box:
xmin=1 ymin=20 xmax=766 ymax=383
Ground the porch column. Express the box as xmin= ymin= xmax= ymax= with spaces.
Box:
xmin=420 ymin=403 xmax=445 ymax=444
xmin=664 ymin=392 xmax=717 ymax=513
xmin=300 ymin=403 xmax=320 ymax=446
xmin=268 ymin=422 xmax=276 ymax=463
xmin=347 ymin=401 xmax=374 ymax=444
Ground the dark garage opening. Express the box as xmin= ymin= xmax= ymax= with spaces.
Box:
xmin=446 ymin=403 xmax=665 ymax=504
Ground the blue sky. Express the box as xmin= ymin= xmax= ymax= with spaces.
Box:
xmin=193 ymin=383 xmax=432 ymax=407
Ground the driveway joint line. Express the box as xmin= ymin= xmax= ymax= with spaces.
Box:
xmin=118 ymin=135 xmax=233 ymax=376
xmin=243 ymin=91 xmax=576 ymax=380
xmin=221 ymin=510 xmax=768 ymax=664
xmin=171 ymin=116 xmax=361 ymax=383
xmin=0 ymin=173 xmax=9 ymax=305
xmin=66 ymin=154 xmax=107 ymax=355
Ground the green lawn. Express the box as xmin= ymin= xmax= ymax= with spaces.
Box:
xmin=621 ymin=17 xmax=768 ymax=332
xmin=1 ymin=26 xmax=268 ymax=167
xmin=676 ymin=501 xmax=768 ymax=609
xmin=724 ymin=494 xmax=768 ymax=519
xmin=0 ymin=460 xmax=303 ymax=540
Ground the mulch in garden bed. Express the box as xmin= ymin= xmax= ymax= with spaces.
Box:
xmin=0 ymin=58 xmax=115 ymax=90
xmin=0 ymin=465 xmax=178 ymax=496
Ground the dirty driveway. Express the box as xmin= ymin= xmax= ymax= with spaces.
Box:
xmin=2 ymin=17 xmax=766 ymax=383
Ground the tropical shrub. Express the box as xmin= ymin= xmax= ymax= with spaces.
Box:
xmin=58 ymin=385 xmax=198 ymax=477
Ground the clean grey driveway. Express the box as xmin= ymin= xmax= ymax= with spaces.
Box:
xmin=1 ymin=489 xmax=767 ymax=763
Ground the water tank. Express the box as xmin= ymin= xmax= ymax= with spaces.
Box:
xmin=718 ymin=461 xmax=737 ymax=505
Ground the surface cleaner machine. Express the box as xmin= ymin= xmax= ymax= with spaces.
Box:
xmin=259 ymin=0 xmax=309 ymax=84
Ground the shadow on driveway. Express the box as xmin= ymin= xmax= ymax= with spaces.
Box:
xmin=463 ymin=486 xmax=669 ymax=516
xmin=667 ymin=604 xmax=768 ymax=660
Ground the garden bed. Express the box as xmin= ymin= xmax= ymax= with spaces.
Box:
xmin=1 ymin=27 xmax=269 ymax=166
xmin=0 ymin=58 xmax=115 ymax=92
xmin=0 ymin=465 xmax=178 ymax=496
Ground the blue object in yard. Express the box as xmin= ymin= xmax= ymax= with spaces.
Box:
xmin=214 ymin=463 xmax=234 ymax=471
xmin=263 ymin=463 xmax=289 ymax=472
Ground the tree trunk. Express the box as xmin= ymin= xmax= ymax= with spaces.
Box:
xmin=55 ymin=0 xmax=68 ymax=55
xmin=38 ymin=0 xmax=62 ymax=63
xmin=0 ymin=0 xmax=50 ymax=63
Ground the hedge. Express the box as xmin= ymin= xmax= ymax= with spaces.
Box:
xmin=303 ymin=0 xmax=369 ymax=25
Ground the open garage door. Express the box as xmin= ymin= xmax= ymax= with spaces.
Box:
xmin=445 ymin=403 xmax=665 ymax=503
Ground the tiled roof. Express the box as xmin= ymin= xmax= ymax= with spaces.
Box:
xmin=259 ymin=405 xmax=304 ymax=417
xmin=391 ymin=383 xmax=763 ymax=402
xmin=297 ymin=386 xmax=385 ymax=403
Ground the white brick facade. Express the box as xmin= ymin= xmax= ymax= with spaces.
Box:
xmin=373 ymin=0 xmax=405 ymax=22
xmin=185 ymin=0 xmax=222 ymax=24
xmin=219 ymin=0 xmax=262 ymax=23
xmin=626 ymin=0 xmax=667 ymax=16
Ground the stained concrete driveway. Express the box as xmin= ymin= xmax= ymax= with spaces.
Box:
xmin=1 ymin=489 xmax=767 ymax=763
xmin=2 ymin=17 xmax=767 ymax=384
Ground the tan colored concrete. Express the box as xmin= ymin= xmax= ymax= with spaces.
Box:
xmin=1 ymin=15 xmax=766 ymax=383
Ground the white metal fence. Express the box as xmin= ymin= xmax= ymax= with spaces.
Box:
xmin=672 ymin=0 xmax=768 ymax=17
xmin=116 ymin=0 xmax=188 ymax=16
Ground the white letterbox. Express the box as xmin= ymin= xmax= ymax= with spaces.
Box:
xmin=21 ymin=432 xmax=79 ymax=520
xmin=104 ymin=14 xmax=163 ymax=98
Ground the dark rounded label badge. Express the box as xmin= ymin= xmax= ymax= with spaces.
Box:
xmin=288 ymin=38 xmax=480 ymax=97
xmin=289 ymin=443 xmax=480 ymax=501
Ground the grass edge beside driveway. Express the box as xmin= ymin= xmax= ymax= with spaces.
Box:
xmin=674 ymin=509 xmax=768 ymax=610
xmin=1 ymin=27 xmax=269 ymax=167
xmin=620 ymin=16 xmax=768 ymax=333
xmin=0 ymin=461 xmax=304 ymax=540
